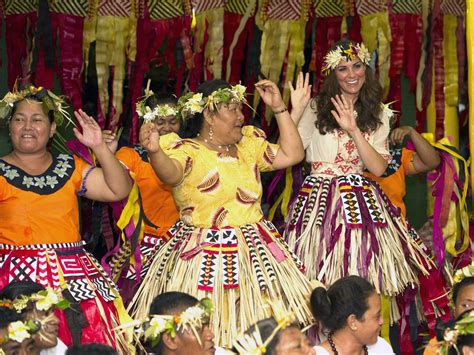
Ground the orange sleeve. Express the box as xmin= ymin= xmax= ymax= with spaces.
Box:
xmin=116 ymin=147 xmax=139 ymax=172
xmin=72 ymin=155 xmax=92 ymax=192
xmin=401 ymin=148 xmax=415 ymax=176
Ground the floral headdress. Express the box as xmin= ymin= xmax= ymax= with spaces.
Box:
xmin=453 ymin=262 xmax=474 ymax=285
xmin=5 ymin=320 xmax=40 ymax=344
xmin=117 ymin=298 xmax=213 ymax=348
xmin=322 ymin=42 xmax=371 ymax=76
xmin=233 ymin=302 xmax=296 ymax=354
xmin=177 ymin=84 xmax=247 ymax=120
xmin=10 ymin=287 xmax=69 ymax=313
xmin=434 ymin=310 xmax=474 ymax=354
xmin=0 ymin=84 xmax=72 ymax=126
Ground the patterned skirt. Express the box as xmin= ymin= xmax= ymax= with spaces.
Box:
xmin=0 ymin=242 xmax=132 ymax=353
xmin=284 ymin=174 xmax=433 ymax=297
xmin=128 ymin=219 xmax=315 ymax=348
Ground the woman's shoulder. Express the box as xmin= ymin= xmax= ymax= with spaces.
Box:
xmin=367 ymin=336 xmax=395 ymax=354
xmin=241 ymin=125 xmax=268 ymax=139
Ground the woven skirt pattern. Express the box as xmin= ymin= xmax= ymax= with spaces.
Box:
xmin=129 ymin=219 xmax=315 ymax=348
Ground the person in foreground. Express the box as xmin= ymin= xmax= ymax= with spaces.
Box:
xmin=129 ymin=79 xmax=314 ymax=347
xmin=311 ymin=276 xmax=394 ymax=354
xmin=0 ymin=85 xmax=132 ymax=351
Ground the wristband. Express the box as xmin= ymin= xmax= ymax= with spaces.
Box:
xmin=273 ymin=107 xmax=288 ymax=115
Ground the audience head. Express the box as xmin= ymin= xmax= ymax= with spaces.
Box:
xmin=136 ymin=92 xmax=180 ymax=136
xmin=0 ymin=304 xmax=38 ymax=355
xmin=0 ymin=281 xmax=61 ymax=352
xmin=146 ymin=292 xmax=215 ymax=355
xmin=234 ymin=316 xmax=314 ymax=355
xmin=436 ymin=310 xmax=474 ymax=355
xmin=65 ymin=343 xmax=118 ymax=355
xmin=310 ymin=276 xmax=382 ymax=346
xmin=452 ymin=264 xmax=474 ymax=318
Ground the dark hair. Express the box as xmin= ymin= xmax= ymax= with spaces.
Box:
xmin=453 ymin=276 xmax=474 ymax=305
xmin=180 ymin=80 xmax=231 ymax=139
xmin=435 ymin=310 xmax=474 ymax=355
xmin=0 ymin=280 xmax=46 ymax=300
xmin=310 ymin=275 xmax=376 ymax=332
xmin=237 ymin=317 xmax=299 ymax=355
xmin=314 ymin=39 xmax=383 ymax=135
xmin=147 ymin=292 xmax=199 ymax=354
xmin=144 ymin=92 xmax=178 ymax=111
xmin=65 ymin=343 xmax=118 ymax=355
xmin=10 ymin=95 xmax=55 ymax=123
xmin=0 ymin=306 xmax=24 ymax=329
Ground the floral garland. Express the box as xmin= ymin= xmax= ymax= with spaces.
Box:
xmin=233 ymin=302 xmax=296 ymax=354
xmin=177 ymin=84 xmax=247 ymax=120
xmin=0 ymin=84 xmax=72 ymax=126
xmin=322 ymin=42 xmax=371 ymax=76
xmin=435 ymin=310 xmax=474 ymax=354
xmin=6 ymin=320 xmax=40 ymax=344
xmin=453 ymin=262 xmax=474 ymax=285
xmin=117 ymin=298 xmax=213 ymax=348
xmin=10 ymin=287 xmax=70 ymax=313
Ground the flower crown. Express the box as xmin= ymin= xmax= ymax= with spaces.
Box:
xmin=435 ymin=310 xmax=474 ymax=354
xmin=322 ymin=42 xmax=371 ymax=76
xmin=117 ymin=298 xmax=213 ymax=348
xmin=0 ymin=84 xmax=72 ymax=126
xmin=5 ymin=320 xmax=40 ymax=344
xmin=233 ymin=302 xmax=296 ymax=354
xmin=453 ymin=262 xmax=474 ymax=285
xmin=177 ymin=84 xmax=247 ymax=120
xmin=9 ymin=287 xmax=69 ymax=313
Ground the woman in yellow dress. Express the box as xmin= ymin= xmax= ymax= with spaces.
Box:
xmin=129 ymin=79 xmax=314 ymax=347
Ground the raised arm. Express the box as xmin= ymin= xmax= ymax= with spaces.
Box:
xmin=289 ymin=72 xmax=312 ymax=126
xmin=390 ymin=126 xmax=440 ymax=175
xmin=139 ymin=122 xmax=183 ymax=186
xmin=255 ymin=80 xmax=305 ymax=169
xmin=73 ymin=110 xmax=132 ymax=202
xmin=331 ymin=95 xmax=387 ymax=176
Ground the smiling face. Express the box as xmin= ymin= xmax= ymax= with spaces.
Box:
xmin=154 ymin=114 xmax=181 ymax=136
xmin=455 ymin=284 xmax=474 ymax=318
xmin=206 ymin=101 xmax=245 ymax=145
xmin=334 ymin=57 xmax=366 ymax=101
xmin=352 ymin=292 xmax=383 ymax=346
xmin=9 ymin=100 xmax=56 ymax=155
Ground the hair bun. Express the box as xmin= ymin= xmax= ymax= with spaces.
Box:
xmin=310 ymin=286 xmax=332 ymax=322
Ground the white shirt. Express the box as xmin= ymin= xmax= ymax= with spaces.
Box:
xmin=39 ymin=339 xmax=68 ymax=355
xmin=313 ymin=337 xmax=394 ymax=354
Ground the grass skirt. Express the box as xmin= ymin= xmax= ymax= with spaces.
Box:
xmin=285 ymin=174 xmax=432 ymax=297
xmin=0 ymin=242 xmax=132 ymax=353
xmin=128 ymin=219 xmax=314 ymax=348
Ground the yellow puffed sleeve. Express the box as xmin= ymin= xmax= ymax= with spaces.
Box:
xmin=159 ymin=132 xmax=199 ymax=179
xmin=239 ymin=126 xmax=280 ymax=172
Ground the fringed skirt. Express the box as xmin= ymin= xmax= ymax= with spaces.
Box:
xmin=285 ymin=174 xmax=432 ymax=297
xmin=128 ymin=219 xmax=315 ymax=348
xmin=0 ymin=242 xmax=132 ymax=354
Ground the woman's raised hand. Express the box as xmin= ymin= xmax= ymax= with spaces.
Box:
xmin=73 ymin=109 xmax=105 ymax=149
xmin=330 ymin=95 xmax=358 ymax=134
xmin=289 ymin=72 xmax=311 ymax=114
xmin=102 ymin=129 xmax=119 ymax=153
xmin=255 ymin=80 xmax=286 ymax=111
xmin=139 ymin=122 xmax=161 ymax=153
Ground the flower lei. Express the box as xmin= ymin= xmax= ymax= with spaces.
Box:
xmin=233 ymin=302 xmax=296 ymax=354
xmin=0 ymin=84 xmax=72 ymax=126
xmin=6 ymin=320 xmax=40 ymax=344
xmin=136 ymin=97 xmax=178 ymax=123
xmin=435 ymin=310 xmax=474 ymax=354
xmin=453 ymin=262 xmax=474 ymax=285
xmin=177 ymin=84 xmax=247 ymax=120
xmin=322 ymin=42 xmax=371 ymax=76
xmin=10 ymin=287 xmax=70 ymax=313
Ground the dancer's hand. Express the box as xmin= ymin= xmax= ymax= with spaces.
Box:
xmin=330 ymin=95 xmax=358 ymax=134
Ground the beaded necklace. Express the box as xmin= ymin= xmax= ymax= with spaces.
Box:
xmin=327 ymin=333 xmax=369 ymax=355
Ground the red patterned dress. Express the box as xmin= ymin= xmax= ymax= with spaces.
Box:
xmin=129 ymin=126 xmax=314 ymax=348
xmin=284 ymin=103 xmax=432 ymax=304
xmin=0 ymin=154 xmax=131 ymax=352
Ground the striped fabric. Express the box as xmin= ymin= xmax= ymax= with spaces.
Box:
xmin=441 ymin=0 xmax=464 ymax=16
xmin=98 ymin=0 xmax=131 ymax=17
xmin=149 ymin=0 xmax=183 ymax=19
xmin=266 ymin=0 xmax=301 ymax=20
xmin=356 ymin=0 xmax=387 ymax=16
xmin=314 ymin=0 xmax=345 ymax=17
xmin=191 ymin=0 xmax=224 ymax=13
xmin=4 ymin=0 xmax=37 ymax=15
xmin=49 ymin=0 xmax=89 ymax=16
xmin=225 ymin=0 xmax=253 ymax=15
xmin=392 ymin=0 xmax=421 ymax=14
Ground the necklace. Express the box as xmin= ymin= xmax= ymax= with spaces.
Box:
xmin=327 ymin=333 xmax=368 ymax=355
xmin=196 ymin=133 xmax=233 ymax=152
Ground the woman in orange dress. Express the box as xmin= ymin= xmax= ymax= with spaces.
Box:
xmin=0 ymin=86 xmax=132 ymax=352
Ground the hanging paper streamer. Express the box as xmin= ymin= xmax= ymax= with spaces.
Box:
xmin=467 ymin=0 xmax=474 ymax=205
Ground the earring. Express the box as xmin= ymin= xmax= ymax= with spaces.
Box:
xmin=209 ymin=126 xmax=214 ymax=141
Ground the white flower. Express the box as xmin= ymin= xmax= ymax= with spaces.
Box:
xmin=355 ymin=43 xmax=371 ymax=65
xmin=177 ymin=306 xmax=205 ymax=330
xmin=46 ymin=176 xmax=58 ymax=188
xmin=8 ymin=321 xmax=31 ymax=343
xmin=4 ymin=169 xmax=19 ymax=180
xmin=231 ymin=84 xmax=246 ymax=101
xmin=53 ymin=167 xmax=68 ymax=178
xmin=148 ymin=317 xmax=167 ymax=338
xmin=143 ymin=111 xmax=156 ymax=122
xmin=22 ymin=176 xmax=34 ymax=188
xmin=57 ymin=154 xmax=73 ymax=160
xmin=56 ymin=161 xmax=72 ymax=169
xmin=35 ymin=289 xmax=59 ymax=311
xmin=34 ymin=177 xmax=46 ymax=188
xmin=186 ymin=93 xmax=204 ymax=114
